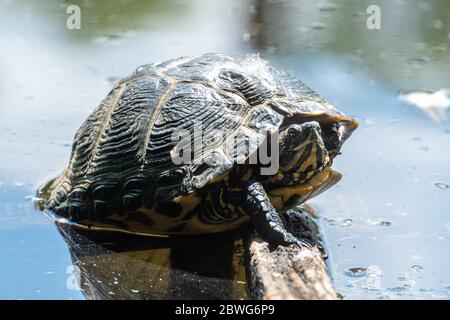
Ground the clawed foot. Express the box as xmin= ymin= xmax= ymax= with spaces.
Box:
xmin=280 ymin=232 xmax=328 ymax=259
xmin=244 ymin=180 xmax=324 ymax=253
xmin=280 ymin=230 xmax=313 ymax=248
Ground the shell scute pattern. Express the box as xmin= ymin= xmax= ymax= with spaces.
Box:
xmin=216 ymin=68 xmax=275 ymax=106
xmin=164 ymin=53 xmax=236 ymax=82
xmin=41 ymin=53 xmax=344 ymax=232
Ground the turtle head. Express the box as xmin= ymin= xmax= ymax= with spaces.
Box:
xmin=278 ymin=116 xmax=358 ymax=175
xmin=268 ymin=118 xmax=356 ymax=209
xmin=279 ymin=121 xmax=328 ymax=174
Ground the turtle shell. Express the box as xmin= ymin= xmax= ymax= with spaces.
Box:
xmin=41 ymin=53 xmax=354 ymax=225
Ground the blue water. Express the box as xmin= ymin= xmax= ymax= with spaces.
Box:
xmin=0 ymin=0 xmax=449 ymax=299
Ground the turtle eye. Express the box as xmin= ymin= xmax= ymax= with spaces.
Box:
xmin=287 ymin=127 xmax=299 ymax=137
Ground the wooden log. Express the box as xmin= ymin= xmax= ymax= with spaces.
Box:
xmin=246 ymin=210 xmax=338 ymax=300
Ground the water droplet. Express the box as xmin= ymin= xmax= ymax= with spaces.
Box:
xmin=310 ymin=22 xmax=326 ymax=30
xmin=388 ymin=286 xmax=407 ymax=292
xmin=407 ymin=58 xmax=426 ymax=68
xmin=345 ymin=267 xmax=367 ymax=278
xmin=94 ymin=34 xmax=124 ymax=45
xmin=435 ymin=182 xmax=449 ymax=189
xmin=379 ymin=221 xmax=392 ymax=227
xmin=411 ymin=265 xmax=423 ymax=272
xmin=340 ymin=219 xmax=353 ymax=227
xmin=402 ymin=280 xmax=417 ymax=288
xmin=131 ymin=289 xmax=139 ymax=293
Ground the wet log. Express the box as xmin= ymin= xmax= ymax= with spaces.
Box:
xmin=246 ymin=210 xmax=338 ymax=300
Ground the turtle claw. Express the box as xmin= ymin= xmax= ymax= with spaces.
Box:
xmin=317 ymin=243 xmax=328 ymax=259
xmin=285 ymin=234 xmax=328 ymax=259
xmin=284 ymin=234 xmax=313 ymax=249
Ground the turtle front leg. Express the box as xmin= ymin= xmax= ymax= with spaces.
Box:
xmin=243 ymin=180 xmax=311 ymax=248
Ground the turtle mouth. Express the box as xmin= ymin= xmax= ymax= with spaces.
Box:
xmin=268 ymin=166 xmax=342 ymax=211
xmin=294 ymin=166 xmax=342 ymax=205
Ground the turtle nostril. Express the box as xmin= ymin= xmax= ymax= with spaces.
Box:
xmin=303 ymin=121 xmax=321 ymax=135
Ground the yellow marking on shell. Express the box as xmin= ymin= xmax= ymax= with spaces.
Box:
xmin=134 ymin=207 xmax=184 ymax=233
xmin=218 ymin=189 xmax=227 ymax=208
xmin=181 ymin=215 xmax=250 ymax=234
xmin=53 ymin=218 xmax=170 ymax=238
xmin=228 ymin=203 xmax=237 ymax=212
xmin=289 ymin=111 xmax=359 ymax=128
xmin=204 ymin=189 xmax=226 ymax=213
xmin=173 ymin=193 xmax=201 ymax=215
xmin=123 ymin=203 xmax=248 ymax=235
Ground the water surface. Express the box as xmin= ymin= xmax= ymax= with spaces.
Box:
xmin=0 ymin=0 xmax=449 ymax=299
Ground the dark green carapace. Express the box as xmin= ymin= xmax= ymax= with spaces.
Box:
xmin=38 ymin=53 xmax=357 ymax=247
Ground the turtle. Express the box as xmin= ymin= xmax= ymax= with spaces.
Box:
xmin=38 ymin=53 xmax=357 ymax=247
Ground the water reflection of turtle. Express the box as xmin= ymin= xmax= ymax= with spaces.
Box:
xmin=38 ymin=53 xmax=357 ymax=247
xmin=57 ymin=223 xmax=250 ymax=300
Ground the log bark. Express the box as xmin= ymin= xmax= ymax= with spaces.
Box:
xmin=246 ymin=210 xmax=338 ymax=300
